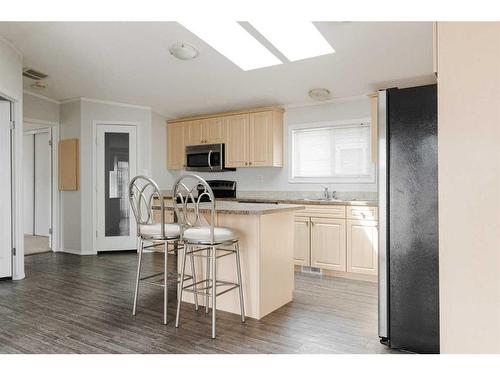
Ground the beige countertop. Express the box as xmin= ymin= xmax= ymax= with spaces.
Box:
xmin=153 ymin=200 xmax=305 ymax=216
xmin=221 ymin=197 xmax=378 ymax=207
xmin=159 ymin=191 xmax=377 ymax=208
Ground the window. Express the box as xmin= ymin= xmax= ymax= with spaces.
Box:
xmin=290 ymin=121 xmax=375 ymax=183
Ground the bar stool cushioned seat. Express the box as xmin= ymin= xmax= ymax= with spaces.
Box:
xmin=183 ymin=226 xmax=237 ymax=244
xmin=139 ymin=223 xmax=181 ymax=238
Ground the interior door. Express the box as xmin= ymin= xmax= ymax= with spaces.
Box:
xmin=34 ymin=131 xmax=51 ymax=237
xmin=96 ymin=125 xmax=137 ymax=251
xmin=23 ymin=133 xmax=34 ymax=235
xmin=0 ymin=100 xmax=12 ymax=278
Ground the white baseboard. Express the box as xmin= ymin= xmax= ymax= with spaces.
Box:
xmin=59 ymin=248 xmax=81 ymax=255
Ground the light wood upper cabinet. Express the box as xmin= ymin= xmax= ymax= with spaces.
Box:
xmin=205 ymin=117 xmax=225 ymax=144
xmin=310 ymin=217 xmax=346 ymax=271
xmin=166 ymin=107 xmax=283 ymax=170
xmin=347 ymin=219 xmax=378 ymax=275
xmin=249 ymin=111 xmax=273 ymax=167
xmin=167 ymin=122 xmax=187 ymax=170
xmin=249 ymin=110 xmax=283 ymax=167
xmin=293 ymin=217 xmax=310 ymax=266
xmin=187 ymin=120 xmax=203 ymax=145
xmin=224 ymin=114 xmax=249 ymax=167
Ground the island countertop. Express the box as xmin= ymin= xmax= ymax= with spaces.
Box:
xmin=152 ymin=200 xmax=305 ymax=216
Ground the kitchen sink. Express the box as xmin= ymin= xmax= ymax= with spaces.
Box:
xmin=296 ymin=198 xmax=343 ymax=202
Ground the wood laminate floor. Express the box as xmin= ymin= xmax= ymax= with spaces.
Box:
xmin=0 ymin=252 xmax=395 ymax=354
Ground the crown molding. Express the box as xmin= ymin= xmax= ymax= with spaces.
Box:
xmin=23 ymin=89 xmax=61 ymax=104
xmin=0 ymin=35 xmax=22 ymax=58
xmin=282 ymin=94 xmax=369 ymax=110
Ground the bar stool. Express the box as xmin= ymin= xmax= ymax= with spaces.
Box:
xmin=128 ymin=175 xmax=198 ymax=325
xmin=173 ymin=174 xmax=245 ymax=339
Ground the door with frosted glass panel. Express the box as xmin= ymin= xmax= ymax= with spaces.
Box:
xmin=96 ymin=125 xmax=137 ymax=251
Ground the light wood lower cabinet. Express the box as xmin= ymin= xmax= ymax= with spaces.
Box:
xmin=293 ymin=217 xmax=310 ymax=266
xmin=347 ymin=219 xmax=378 ymax=275
xmin=293 ymin=204 xmax=378 ymax=280
xmin=310 ymin=217 xmax=346 ymax=271
xmin=152 ymin=208 xmax=175 ymax=224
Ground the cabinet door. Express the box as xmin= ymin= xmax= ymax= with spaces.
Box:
xmin=347 ymin=219 xmax=378 ymax=275
xmin=167 ymin=123 xmax=187 ymax=170
xmin=249 ymin=111 xmax=273 ymax=167
xmin=205 ymin=117 xmax=224 ymax=144
xmin=310 ymin=217 xmax=346 ymax=271
xmin=224 ymin=114 xmax=249 ymax=167
xmin=294 ymin=217 xmax=310 ymax=266
xmin=187 ymin=120 xmax=204 ymax=145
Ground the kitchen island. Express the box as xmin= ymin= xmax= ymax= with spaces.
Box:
xmin=155 ymin=200 xmax=305 ymax=320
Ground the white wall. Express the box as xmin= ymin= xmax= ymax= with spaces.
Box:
xmin=438 ymin=22 xmax=500 ymax=353
xmin=161 ymin=98 xmax=374 ymax=193
xmin=23 ymin=91 xmax=60 ymax=125
xmin=151 ymin=111 xmax=170 ymax=188
xmin=59 ymin=101 xmax=82 ymax=253
xmin=0 ymin=37 xmax=24 ymax=279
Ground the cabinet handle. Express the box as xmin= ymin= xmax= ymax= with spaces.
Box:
xmin=249 ymin=162 xmax=252 ymax=166
xmin=245 ymin=162 xmax=248 ymax=166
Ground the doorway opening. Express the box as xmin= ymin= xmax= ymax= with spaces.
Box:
xmin=23 ymin=126 xmax=53 ymax=255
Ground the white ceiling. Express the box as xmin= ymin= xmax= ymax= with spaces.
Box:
xmin=0 ymin=22 xmax=435 ymax=118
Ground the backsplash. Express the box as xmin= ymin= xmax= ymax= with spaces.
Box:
xmin=234 ymin=190 xmax=377 ymax=201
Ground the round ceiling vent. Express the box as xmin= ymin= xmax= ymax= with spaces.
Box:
xmin=308 ymin=88 xmax=331 ymax=101
xmin=169 ymin=42 xmax=199 ymax=61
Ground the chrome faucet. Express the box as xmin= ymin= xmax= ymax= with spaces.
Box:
xmin=321 ymin=185 xmax=330 ymax=200
xmin=321 ymin=186 xmax=337 ymax=200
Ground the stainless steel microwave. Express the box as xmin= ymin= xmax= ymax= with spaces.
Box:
xmin=185 ymin=143 xmax=234 ymax=172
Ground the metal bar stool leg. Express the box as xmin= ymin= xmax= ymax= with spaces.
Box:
xmin=132 ymin=238 xmax=144 ymax=316
xmin=175 ymin=244 xmax=188 ymax=328
xmin=235 ymin=242 xmax=246 ymax=323
xmin=163 ymin=241 xmax=168 ymax=325
xmin=205 ymin=247 xmax=210 ymax=314
xmin=190 ymin=249 xmax=199 ymax=311
xmin=211 ymin=245 xmax=217 ymax=339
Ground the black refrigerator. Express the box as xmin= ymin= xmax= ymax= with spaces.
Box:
xmin=377 ymin=84 xmax=440 ymax=353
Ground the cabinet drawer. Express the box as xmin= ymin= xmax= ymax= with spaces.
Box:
xmin=347 ymin=206 xmax=377 ymax=221
xmin=295 ymin=205 xmax=345 ymax=219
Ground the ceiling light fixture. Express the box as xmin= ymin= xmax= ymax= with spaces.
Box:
xmin=250 ymin=21 xmax=335 ymax=62
xmin=308 ymin=88 xmax=331 ymax=101
xmin=169 ymin=42 xmax=199 ymax=60
xmin=179 ymin=21 xmax=282 ymax=71
xmin=31 ymin=81 xmax=48 ymax=90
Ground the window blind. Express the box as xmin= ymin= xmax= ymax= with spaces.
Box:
xmin=291 ymin=123 xmax=373 ymax=182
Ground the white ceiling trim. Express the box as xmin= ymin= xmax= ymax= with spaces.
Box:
xmin=282 ymin=94 xmax=369 ymax=109
xmin=24 ymin=89 xmax=61 ymax=104
xmin=60 ymin=96 xmax=151 ymax=111
xmin=0 ymin=35 xmax=23 ymax=58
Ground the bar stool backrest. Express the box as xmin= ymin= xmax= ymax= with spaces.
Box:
xmin=128 ymin=175 xmax=165 ymax=238
xmin=172 ymin=174 xmax=216 ymax=243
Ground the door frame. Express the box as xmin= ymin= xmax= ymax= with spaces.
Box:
xmin=24 ymin=118 xmax=60 ymax=252
xmin=92 ymin=121 xmax=139 ymax=254
xmin=0 ymin=92 xmax=24 ymax=280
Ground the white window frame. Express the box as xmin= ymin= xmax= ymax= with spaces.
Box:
xmin=288 ymin=118 xmax=376 ymax=184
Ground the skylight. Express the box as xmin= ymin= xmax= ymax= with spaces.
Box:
xmin=250 ymin=21 xmax=335 ymax=62
xmin=179 ymin=21 xmax=282 ymax=71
